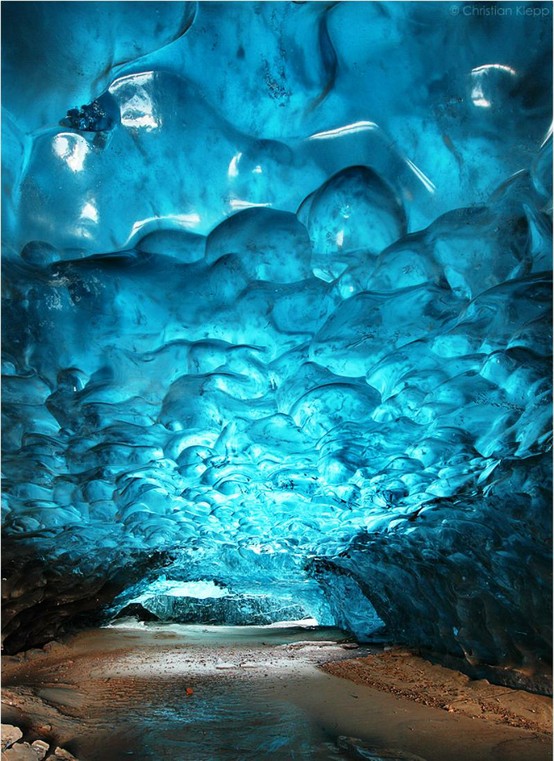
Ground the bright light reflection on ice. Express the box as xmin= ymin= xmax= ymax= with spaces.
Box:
xmin=52 ymin=134 xmax=89 ymax=172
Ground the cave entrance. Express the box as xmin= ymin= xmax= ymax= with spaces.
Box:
xmin=110 ymin=577 xmax=324 ymax=629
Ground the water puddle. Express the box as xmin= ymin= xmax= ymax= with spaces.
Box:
xmin=93 ymin=676 xmax=344 ymax=760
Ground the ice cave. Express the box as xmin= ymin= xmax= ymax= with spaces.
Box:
xmin=1 ymin=2 xmax=552 ymax=760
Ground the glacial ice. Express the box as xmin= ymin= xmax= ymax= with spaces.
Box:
xmin=1 ymin=0 xmax=552 ymax=688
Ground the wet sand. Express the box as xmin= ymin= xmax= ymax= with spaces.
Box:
xmin=322 ymin=648 xmax=553 ymax=734
xmin=2 ymin=624 xmax=552 ymax=760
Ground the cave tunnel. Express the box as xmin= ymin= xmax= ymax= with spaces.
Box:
xmin=1 ymin=2 xmax=552 ymax=759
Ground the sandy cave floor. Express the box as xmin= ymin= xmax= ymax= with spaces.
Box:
xmin=1 ymin=623 xmax=552 ymax=760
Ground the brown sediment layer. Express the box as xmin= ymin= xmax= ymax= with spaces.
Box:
xmin=321 ymin=648 xmax=553 ymax=735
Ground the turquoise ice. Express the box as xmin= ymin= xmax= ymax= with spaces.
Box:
xmin=1 ymin=1 xmax=552 ymax=689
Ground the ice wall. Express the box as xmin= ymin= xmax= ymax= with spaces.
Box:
xmin=1 ymin=1 xmax=552 ymax=689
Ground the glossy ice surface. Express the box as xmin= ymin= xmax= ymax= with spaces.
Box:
xmin=1 ymin=1 xmax=552 ymax=686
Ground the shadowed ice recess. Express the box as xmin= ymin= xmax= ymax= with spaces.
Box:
xmin=1 ymin=1 xmax=552 ymax=690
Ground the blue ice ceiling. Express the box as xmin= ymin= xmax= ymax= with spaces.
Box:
xmin=1 ymin=1 xmax=552 ymax=686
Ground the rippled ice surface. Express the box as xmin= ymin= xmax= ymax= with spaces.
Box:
xmin=2 ymin=0 xmax=552 ymax=685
